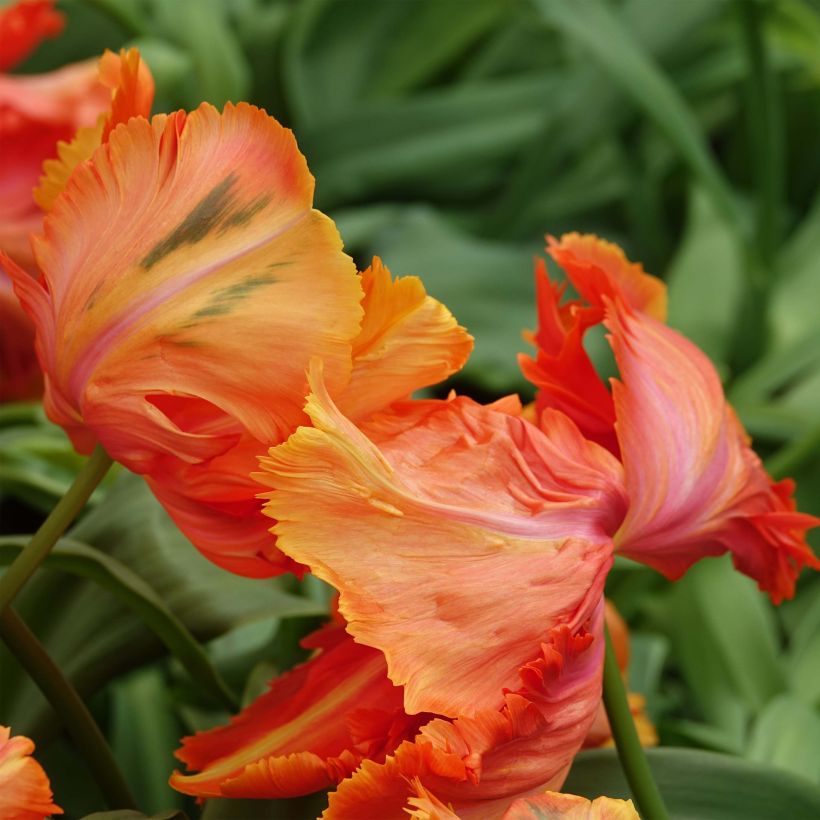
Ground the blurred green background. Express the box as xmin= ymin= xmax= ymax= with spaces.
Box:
xmin=4 ymin=0 xmax=820 ymax=817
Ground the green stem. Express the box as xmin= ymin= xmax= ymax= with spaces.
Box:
xmin=603 ymin=625 xmax=669 ymax=820
xmin=0 ymin=606 xmax=137 ymax=810
xmin=0 ymin=444 xmax=113 ymax=614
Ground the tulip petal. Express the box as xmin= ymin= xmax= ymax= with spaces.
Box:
xmin=0 ymin=0 xmax=63 ymax=72
xmin=519 ymin=259 xmax=618 ymax=453
xmin=34 ymin=48 xmax=155 ymax=211
xmin=547 ymin=232 xmax=667 ymax=321
xmin=171 ymin=624 xmax=425 ymax=799
xmin=326 ymin=604 xmax=605 ymax=820
xmin=503 ymin=792 xmax=639 ymax=820
xmin=608 ymin=302 xmax=820 ymax=603
xmin=12 ymin=102 xmax=362 ymax=472
xmin=335 ymin=256 xmax=473 ymax=420
xmin=259 ymin=370 xmax=622 ymax=717
xmin=0 ymin=725 xmax=62 ymax=819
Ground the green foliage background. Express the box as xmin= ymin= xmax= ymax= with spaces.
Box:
xmin=3 ymin=0 xmax=820 ymax=817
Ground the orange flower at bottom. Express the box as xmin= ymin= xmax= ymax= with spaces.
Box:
xmin=0 ymin=725 xmax=62 ymax=820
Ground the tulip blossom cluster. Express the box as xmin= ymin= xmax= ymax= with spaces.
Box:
xmin=1 ymin=2 xmax=818 ymax=815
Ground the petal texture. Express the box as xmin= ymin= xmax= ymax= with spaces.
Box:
xmin=522 ymin=233 xmax=819 ymax=602
xmin=609 ymin=302 xmax=820 ymax=603
xmin=0 ymin=725 xmax=62 ymax=819
xmin=259 ymin=364 xmax=624 ymax=717
xmin=9 ymin=102 xmax=362 ymax=472
xmin=335 ymin=256 xmax=473 ymax=420
xmin=170 ymin=624 xmax=425 ymax=799
xmin=34 ymin=48 xmax=155 ymax=211
xmin=325 ymin=604 xmax=605 ymax=820
xmin=503 ymin=792 xmax=639 ymax=820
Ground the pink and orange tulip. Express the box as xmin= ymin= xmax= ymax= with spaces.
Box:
xmin=0 ymin=725 xmax=61 ymax=819
xmin=521 ymin=233 xmax=820 ymax=603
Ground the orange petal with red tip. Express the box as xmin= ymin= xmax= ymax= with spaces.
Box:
xmin=0 ymin=725 xmax=62 ymax=819
xmin=519 ymin=259 xmax=618 ymax=453
xmin=8 ymin=102 xmax=362 ymax=473
xmin=547 ymin=233 xmax=667 ymax=321
xmin=503 ymin=792 xmax=639 ymax=820
xmin=326 ymin=606 xmax=606 ymax=820
xmin=335 ymin=256 xmax=473 ymax=421
xmin=608 ymin=302 xmax=820 ymax=603
xmin=258 ymin=364 xmax=623 ymax=718
xmin=0 ymin=0 xmax=63 ymax=72
xmin=171 ymin=624 xmax=425 ymax=799
xmin=35 ymin=48 xmax=155 ymax=211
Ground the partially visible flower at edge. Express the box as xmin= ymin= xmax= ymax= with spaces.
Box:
xmin=520 ymin=232 xmax=820 ymax=604
xmin=0 ymin=724 xmax=62 ymax=820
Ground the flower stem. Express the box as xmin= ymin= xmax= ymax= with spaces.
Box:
xmin=0 ymin=444 xmax=113 ymax=614
xmin=602 ymin=624 xmax=668 ymax=820
xmin=0 ymin=606 xmax=137 ymax=810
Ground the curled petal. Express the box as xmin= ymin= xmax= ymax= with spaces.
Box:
xmin=503 ymin=792 xmax=639 ymax=820
xmin=0 ymin=725 xmax=62 ymax=819
xmin=171 ymin=624 xmax=424 ymax=799
xmin=258 ymin=364 xmax=622 ymax=717
xmin=335 ymin=256 xmax=473 ymax=421
xmin=8 ymin=102 xmax=362 ymax=472
xmin=609 ymin=302 xmax=820 ymax=603
xmin=0 ymin=0 xmax=63 ymax=72
xmin=326 ymin=605 xmax=605 ymax=820
xmin=35 ymin=48 xmax=155 ymax=211
xmin=546 ymin=233 xmax=667 ymax=321
xmin=519 ymin=259 xmax=618 ymax=453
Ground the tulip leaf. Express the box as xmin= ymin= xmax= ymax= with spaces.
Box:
xmin=0 ymin=535 xmax=238 ymax=711
xmin=666 ymin=185 xmax=744 ymax=369
xmin=110 ymin=667 xmax=187 ymax=813
xmin=661 ymin=557 xmax=785 ymax=748
xmin=746 ymin=695 xmax=820 ymax=783
xmin=0 ymin=475 xmax=326 ymax=734
xmin=533 ymin=0 xmax=743 ymax=236
xmin=564 ymin=748 xmax=820 ymax=819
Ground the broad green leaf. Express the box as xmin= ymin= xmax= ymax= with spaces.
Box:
xmin=747 ymin=695 xmax=820 ymax=783
xmin=772 ymin=188 xmax=820 ymax=348
xmin=788 ymin=626 xmax=820 ymax=707
xmin=151 ymin=0 xmax=250 ymax=107
xmin=564 ymin=748 xmax=820 ymax=819
xmin=110 ymin=667 xmax=186 ymax=812
xmin=302 ymin=73 xmax=562 ymax=209
xmin=1 ymin=475 xmax=326 ymax=733
xmin=628 ymin=632 xmax=669 ymax=718
xmin=533 ymin=0 xmax=743 ymax=236
xmin=666 ymin=185 xmax=744 ymax=367
xmin=668 ymin=557 xmax=785 ymax=732
xmin=0 ymin=536 xmax=238 ymax=710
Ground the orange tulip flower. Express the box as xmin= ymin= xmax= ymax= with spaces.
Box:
xmin=0 ymin=725 xmax=62 ymax=820
xmin=2 ymin=99 xmax=471 ymax=575
xmin=170 ymin=360 xmax=626 ymax=805
xmin=521 ymin=233 xmax=819 ymax=603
